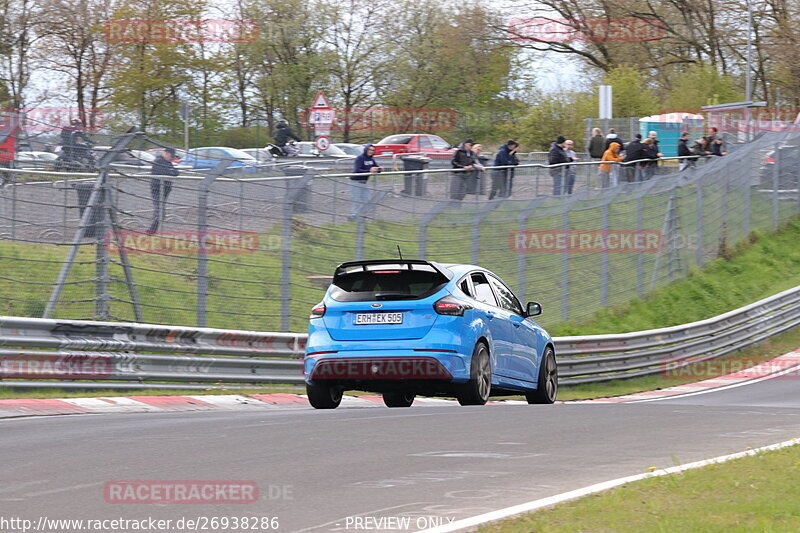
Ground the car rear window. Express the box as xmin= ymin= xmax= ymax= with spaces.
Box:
xmin=377 ymin=135 xmax=414 ymax=145
xmin=330 ymin=267 xmax=448 ymax=302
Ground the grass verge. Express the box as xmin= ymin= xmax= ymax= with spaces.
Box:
xmin=478 ymin=442 xmax=800 ymax=533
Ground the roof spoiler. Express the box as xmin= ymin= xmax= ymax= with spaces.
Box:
xmin=333 ymin=259 xmax=453 ymax=280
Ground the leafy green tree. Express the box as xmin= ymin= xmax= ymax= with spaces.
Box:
xmin=662 ymin=64 xmax=744 ymax=112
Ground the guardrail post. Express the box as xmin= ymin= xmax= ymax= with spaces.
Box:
xmin=197 ymin=160 xmax=233 ymax=328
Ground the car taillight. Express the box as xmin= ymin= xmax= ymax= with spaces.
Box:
xmin=310 ymin=303 xmax=326 ymax=318
xmin=434 ymin=296 xmax=470 ymax=316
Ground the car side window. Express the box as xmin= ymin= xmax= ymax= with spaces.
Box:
xmin=458 ymin=277 xmax=474 ymax=298
xmin=430 ymin=136 xmax=450 ymax=149
xmin=470 ymin=272 xmax=498 ymax=307
xmin=488 ymin=275 xmax=524 ymax=315
xmin=418 ymin=136 xmax=434 ymax=149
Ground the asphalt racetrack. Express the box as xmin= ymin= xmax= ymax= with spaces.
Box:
xmin=3 ymin=372 xmax=800 ymax=532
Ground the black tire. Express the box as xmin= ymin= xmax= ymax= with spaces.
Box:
xmin=527 ymin=347 xmax=558 ymax=404
xmin=382 ymin=392 xmax=415 ymax=408
xmin=306 ymin=382 xmax=343 ymax=409
xmin=458 ymin=342 xmax=492 ymax=406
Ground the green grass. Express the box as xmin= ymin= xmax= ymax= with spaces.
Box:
xmin=552 ymin=216 xmax=800 ymax=336
xmin=478 ymin=443 xmax=800 ymax=533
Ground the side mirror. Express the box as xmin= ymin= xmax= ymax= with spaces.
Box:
xmin=526 ymin=302 xmax=542 ymax=317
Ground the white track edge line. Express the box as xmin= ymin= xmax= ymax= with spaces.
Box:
xmin=627 ymin=361 xmax=800 ymax=403
xmin=418 ymin=437 xmax=800 ymax=533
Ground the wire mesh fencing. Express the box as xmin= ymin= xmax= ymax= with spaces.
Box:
xmin=0 ymin=129 xmax=797 ymax=332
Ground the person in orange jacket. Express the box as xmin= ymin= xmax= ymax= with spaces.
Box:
xmin=599 ymin=142 xmax=622 ymax=188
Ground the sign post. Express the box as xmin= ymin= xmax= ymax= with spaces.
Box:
xmin=310 ymin=91 xmax=333 ymax=153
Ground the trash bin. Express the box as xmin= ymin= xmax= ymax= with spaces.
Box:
xmin=72 ymin=182 xmax=105 ymax=238
xmin=477 ymin=155 xmax=490 ymax=195
xmin=401 ymin=155 xmax=430 ymax=196
xmin=281 ymin=165 xmax=310 ymax=213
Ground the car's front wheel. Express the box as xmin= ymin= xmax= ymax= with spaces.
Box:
xmin=306 ymin=382 xmax=343 ymax=409
xmin=526 ymin=347 xmax=558 ymax=404
xmin=458 ymin=342 xmax=491 ymax=406
xmin=383 ymin=392 xmax=415 ymax=408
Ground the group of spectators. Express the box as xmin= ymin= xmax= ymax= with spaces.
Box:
xmin=450 ymin=139 xmax=521 ymax=201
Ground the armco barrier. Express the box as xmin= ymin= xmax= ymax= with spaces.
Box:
xmin=0 ymin=286 xmax=798 ymax=389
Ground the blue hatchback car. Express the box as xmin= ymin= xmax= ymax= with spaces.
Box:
xmin=304 ymin=260 xmax=557 ymax=409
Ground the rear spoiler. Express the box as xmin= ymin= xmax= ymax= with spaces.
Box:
xmin=333 ymin=260 xmax=453 ymax=280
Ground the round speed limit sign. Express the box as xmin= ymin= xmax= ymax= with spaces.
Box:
xmin=315 ymin=136 xmax=331 ymax=151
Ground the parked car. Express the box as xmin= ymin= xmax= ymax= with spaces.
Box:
xmin=333 ymin=143 xmax=365 ymax=157
xmin=14 ymin=151 xmax=58 ymax=170
xmin=304 ymin=259 xmax=557 ymax=409
xmin=183 ymin=147 xmax=264 ymax=173
xmin=373 ymin=134 xmax=455 ymax=159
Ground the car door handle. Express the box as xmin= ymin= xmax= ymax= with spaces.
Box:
xmin=512 ymin=322 xmax=520 ymax=328
xmin=486 ymin=311 xmax=495 ymax=320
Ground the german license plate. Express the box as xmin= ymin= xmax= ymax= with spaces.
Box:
xmin=354 ymin=312 xmax=403 ymax=325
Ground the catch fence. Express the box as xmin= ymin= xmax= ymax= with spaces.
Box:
xmin=0 ymin=130 xmax=798 ymax=332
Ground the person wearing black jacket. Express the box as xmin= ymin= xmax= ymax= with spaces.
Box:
xmin=677 ymin=131 xmax=693 ymax=171
xmin=621 ymin=134 xmax=643 ymax=182
xmin=588 ymin=128 xmax=604 ymax=159
xmin=148 ymin=147 xmax=180 ymax=234
xmin=273 ymin=120 xmax=301 ymax=154
xmin=490 ymin=140 xmax=519 ymax=199
xmin=450 ymin=139 xmax=475 ymax=200
xmin=548 ymin=136 xmax=569 ymax=195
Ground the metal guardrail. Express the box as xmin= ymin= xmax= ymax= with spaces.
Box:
xmin=0 ymin=286 xmax=798 ymax=389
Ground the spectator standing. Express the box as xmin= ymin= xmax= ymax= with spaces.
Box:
xmin=599 ymin=142 xmax=622 ymax=188
xmin=350 ymin=143 xmax=382 ymax=219
xmin=273 ymin=120 xmax=301 ymax=155
xmin=450 ymin=139 xmax=475 ymax=200
xmin=563 ymin=139 xmax=579 ymax=194
xmin=708 ymin=127 xmax=727 ymax=156
xmin=148 ymin=147 xmax=180 ymax=234
xmin=622 ymin=134 xmax=643 ymax=182
xmin=490 ymin=140 xmax=519 ymax=199
xmin=604 ymin=128 xmax=624 ymax=150
xmin=692 ymin=137 xmax=710 ymax=159
xmin=468 ymin=143 xmax=487 ymax=196
xmin=588 ymin=128 xmax=605 ymax=159
xmin=548 ymin=136 xmax=569 ymax=195
xmin=677 ymin=131 xmax=693 ymax=170
xmin=640 ymin=138 xmax=659 ymax=180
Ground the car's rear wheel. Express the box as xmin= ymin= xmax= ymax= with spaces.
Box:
xmin=306 ymin=382 xmax=343 ymax=409
xmin=526 ymin=347 xmax=557 ymax=404
xmin=382 ymin=392 xmax=415 ymax=408
xmin=458 ymin=342 xmax=491 ymax=406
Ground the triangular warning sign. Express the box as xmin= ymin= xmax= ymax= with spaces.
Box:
xmin=311 ymin=91 xmax=330 ymax=109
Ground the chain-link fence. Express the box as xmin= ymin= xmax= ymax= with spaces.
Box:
xmin=0 ymin=129 xmax=797 ymax=332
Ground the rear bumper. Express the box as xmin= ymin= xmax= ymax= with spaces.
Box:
xmin=304 ymin=351 xmax=469 ymax=384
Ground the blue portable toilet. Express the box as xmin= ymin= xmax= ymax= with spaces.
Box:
xmin=639 ymin=113 xmax=704 ymax=157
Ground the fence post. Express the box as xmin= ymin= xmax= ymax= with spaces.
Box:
xmin=196 ymin=160 xmax=233 ymax=328
xmin=44 ymin=129 xmax=139 ymax=318
xmin=561 ymin=200 xmax=570 ymax=322
xmin=280 ymin=173 xmax=316 ymax=331
xmin=600 ymin=196 xmax=609 ymax=307
xmin=636 ymin=194 xmax=644 ymax=297
xmin=743 ymin=164 xmax=751 ymax=237
xmin=517 ymin=197 xmax=548 ymax=303
xmin=772 ymin=141 xmax=780 ymax=229
xmin=695 ymin=178 xmax=704 ymax=267
xmin=95 ymin=177 xmax=110 ymax=319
